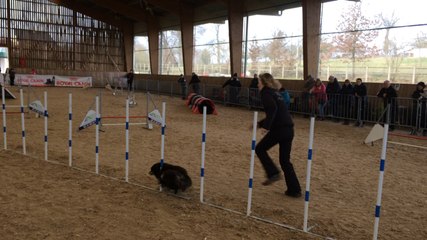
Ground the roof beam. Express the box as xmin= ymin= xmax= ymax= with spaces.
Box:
xmin=49 ymin=0 xmax=132 ymax=29
xmin=143 ymin=0 xmax=180 ymax=15
xmin=89 ymin=0 xmax=145 ymax=22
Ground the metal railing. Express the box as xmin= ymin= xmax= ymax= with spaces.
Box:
xmin=128 ymin=79 xmax=426 ymax=134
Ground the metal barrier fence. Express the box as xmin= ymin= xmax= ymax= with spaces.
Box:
xmin=130 ymin=79 xmax=426 ymax=134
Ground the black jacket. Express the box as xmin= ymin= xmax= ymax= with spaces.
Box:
xmin=354 ymin=83 xmax=367 ymax=97
xmin=341 ymin=84 xmax=354 ymax=95
xmin=222 ymin=77 xmax=242 ymax=88
xmin=258 ymin=87 xmax=293 ymax=130
xmin=326 ymin=80 xmax=341 ymax=95
xmin=189 ymin=74 xmax=200 ymax=84
xmin=249 ymin=77 xmax=258 ymax=89
xmin=377 ymin=86 xmax=398 ymax=105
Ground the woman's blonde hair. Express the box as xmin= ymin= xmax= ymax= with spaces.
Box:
xmin=259 ymin=73 xmax=282 ymax=90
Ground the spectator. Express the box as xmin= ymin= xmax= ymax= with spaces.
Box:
xmin=9 ymin=68 xmax=16 ymax=86
xmin=249 ymin=73 xmax=259 ymax=107
xmin=310 ymin=78 xmax=327 ymax=120
xmin=326 ymin=75 xmax=341 ymax=122
xmin=279 ymin=87 xmax=291 ymax=108
xmin=222 ymin=73 xmax=242 ymax=104
xmin=353 ymin=78 xmax=367 ymax=127
xmin=177 ymin=74 xmax=187 ymax=100
xmin=189 ymin=72 xmax=201 ymax=95
xmin=410 ymin=81 xmax=426 ymax=135
xmin=377 ymin=80 xmax=398 ymax=131
xmin=302 ymin=75 xmax=315 ymax=116
xmin=340 ymin=79 xmax=354 ymax=125
xmin=127 ymin=69 xmax=134 ymax=91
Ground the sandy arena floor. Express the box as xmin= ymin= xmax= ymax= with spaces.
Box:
xmin=0 ymin=86 xmax=426 ymax=239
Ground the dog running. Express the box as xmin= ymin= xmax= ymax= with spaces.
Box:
xmin=149 ymin=162 xmax=192 ymax=194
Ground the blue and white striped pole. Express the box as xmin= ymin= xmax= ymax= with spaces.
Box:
xmin=44 ymin=91 xmax=48 ymax=161
xmin=373 ymin=111 xmax=390 ymax=240
xmin=159 ymin=102 xmax=166 ymax=190
xmin=20 ymin=89 xmax=26 ymax=155
xmin=200 ymin=106 xmax=207 ymax=203
xmin=246 ymin=111 xmax=258 ymax=216
xmin=303 ymin=116 xmax=316 ymax=232
xmin=1 ymin=86 xmax=6 ymax=150
xmin=125 ymin=99 xmax=129 ymax=182
xmin=95 ymin=96 xmax=100 ymax=174
xmin=68 ymin=93 xmax=72 ymax=167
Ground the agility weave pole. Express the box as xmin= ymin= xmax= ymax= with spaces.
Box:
xmin=44 ymin=91 xmax=48 ymax=161
xmin=20 ymin=88 xmax=26 ymax=155
xmin=373 ymin=119 xmax=390 ymax=240
xmin=303 ymin=116 xmax=316 ymax=232
xmin=159 ymin=102 xmax=166 ymax=191
xmin=246 ymin=111 xmax=258 ymax=216
xmin=2 ymin=86 xmax=6 ymax=149
xmin=95 ymin=96 xmax=100 ymax=174
xmin=125 ymin=99 xmax=129 ymax=182
xmin=69 ymin=93 xmax=72 ymax=167
xmin=200 ymin=106 xmax=207 ymax=203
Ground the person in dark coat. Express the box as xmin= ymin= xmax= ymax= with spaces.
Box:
xmin=249 ymin=73 xmax=259 ymax=107
xmin=353 ymin=78 xmax=367 ymax=127
xmin=189 ymin=72 xmax=201 ymax=95
xmin=255 ymin=73 xmax=301 ymax=198
xmin=326 ymin=75 xmax=341 ymax=121
xmin=302 ymin=75 xmax=315 ymax=116
xmin=410 ymin=82 xmax=426 ymax=135
xmin=340 ymin=79 xmax=354 ymax=125
xmin=9 ymin=68 xmax=16 ymax=86
xmin=177 ymin=74 xmax=187 ymax=100
xmin=222 ymin=73 xmax=242 ymax=104
xmin=377 ymin=80 xmax=398 ymax=131
xmin=127 ymin=69 xmax=134 ymax=91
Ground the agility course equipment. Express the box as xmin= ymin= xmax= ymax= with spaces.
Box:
xmin=0 ymin=87 xmax=16 ymax=99
xmin=187 ymin=93 xmax=217 ymax=115
xmin=1 ymin=86 xmax=6 ymax=149
xmin=303 ymin=116 xmax=316 ymax=232
xmin=246 ymin=111 xmax=258 ymax=216
xmin=43 ymin=91 xmax=48 ymax=161
xmin=95 ymin=96 xmax=100 ymax=174
xmin=20 ymin=88 xmax=26 ymax=154
xmin=69 ymin=93 xmax=72 ymax=167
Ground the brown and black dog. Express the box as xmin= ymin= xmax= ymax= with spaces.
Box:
xmin=150 ymin=162 xmax=192 ymax=194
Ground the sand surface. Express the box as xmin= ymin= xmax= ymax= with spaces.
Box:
xmin=0 ymin=86 xmax=426 ymax=239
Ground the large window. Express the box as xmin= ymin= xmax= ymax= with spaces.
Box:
xmin=134 ymin=36 xmax=150 ymax=74
xmin=320 ymin=0 xmax=427 ymax=83
xmin=243 ymin=8 xmax=303 ymax=79
xmin=159 ymin=30 xmax=183 ymax=75
xmin=193 ymin=21 xmax=230 ymax=76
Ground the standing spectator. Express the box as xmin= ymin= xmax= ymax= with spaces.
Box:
xmin=310 ymin=78 xmax=327 ymax=120
xmin=340 ymin=79 xmax=354 ymax=125
xmin=222 ymin=73 xmax=242 ymax=104
xmin=353 ymin=78 xmax=367 ymax=127
xmin=177 ymin=74 xmax=187 ymax=100
xmin=126 ymin=69 xmax=134 ymax=91
xmin=326 ymin=75 xmax=341 ymax=122
xmin=377 ymin=80 xmax=398 ymax=131
xmin=31 ymin=68 xmax=37 ymax=75
xmin=410 ymin=82 xmax=426 ymax=135
xmin=9 ymin=68 xmax=16 ymax=86
xmin=279 ymin=87 xmax=291 ymax=108
xmin=255 ymin=73 xmax=301 ymax=198
xmin=189 ymin=72 xmax=201 ymax=95
xmin=302 ymin=75 xmax=315 ymax=116
xmin=249 ymin=73 xmax=259 ymax=107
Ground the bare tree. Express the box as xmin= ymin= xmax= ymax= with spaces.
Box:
xmin=333 ymin=2 xmax=379 ymax=79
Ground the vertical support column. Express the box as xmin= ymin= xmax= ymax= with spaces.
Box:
xmin=123 ymin=24 xmax=134 ymax=72
xmin=228 ymin=0 xmax=244 ymax=76
xmin=302 ymin=0 xmax=322 ymax=79
xmin=147 ymin=16 xmax=159 ymax=75
xmin=180 ymin=2 xmax=194 ymax=76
